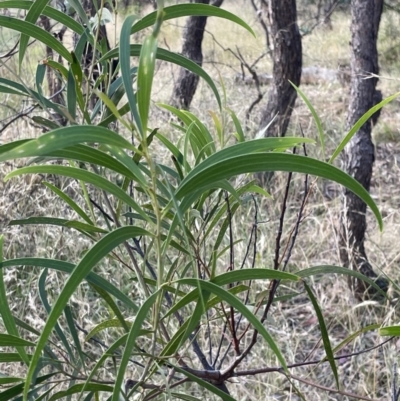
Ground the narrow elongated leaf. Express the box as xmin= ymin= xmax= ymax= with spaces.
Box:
xmin=156 ymin=132 xmax=187 ymax=171
xmin=23 ymin=226 xmax=152 ymax=401
xmin=0 ymin=373 xmax=56 ymax=401
xmin=227 ymin=108 xmax=245 ymax=142
xmin=0 ymin=377 xmax=24 ymax=385
xmin=84 ymin=319 xmax=132 ymax=341
xmin=29 ymin=385 xmax=57 ymax=401
xmin=80 ymin=334 xmax=128 ymax=400
xmin=48 ymin=383 xmax=113 ymax=401
xmin=34 ymin=63 xmax=46 ymax=104
xmin=42 ymin=181 xmax=93 ymax=225
xmin=94 ymin=91 xmax=131 ymax=130
xmin=74 ymin=26 xmax=90 ymax=61
xmin=297 ymin=265 xmax=386 ymax=298
xmin=13 ymin=316 xmax=41 ymax=336
xmin=9 ymin=217 xmax=108 ymax=234
xmin=0 ymin=78 xmax=66 ymax=116
xmin=44 ymin=60 xmax=69 ymax=81
xmin=175 ymin=137 xmax=314 ymax=179
xmin=101 ymin=45 xmax=222 ymax=109
xmin=98 ymin=102 xmax=131 ymax=127
xmin=38 ymin=268 xmax=75 ymax=360
xmin=67 ymin=69 xmax=77 ymax=120
xmin=0 ymin=1 xmax=84 ymax=34
xmin=0 ymin=126 xmax=136 ymax=162
xmin=0 ymin=84 xmax=27 ymax=96
xmin=92 ymin=66 xmax=137 ymax=122
xmin=64 ymin=305 xmax=87 ymax=372
xmin=137 ymin=34 xmax=157 ymax=135
xmin=131 ymin=4 xmax=255 ymax=37
xmin=212 ymin=269 xmax=299 ymax=285
xmin=137 ymin=5 xmax=163 ymax=135
xmin=176 ymin=153 xmax=382 ymax=230
xmin=5 ymin=166 xmax=151 ymax=223
xmin=329 ymin=91 xmax=400 ymax=163
xmin=119 ymin=15 xmax=142 ymax=135
xmin=332 ymin=324 xmax=380 ymax=355
xmin=179 ymin=289 xmax=212 ymax=359
xmin=104 ymin=145 xmax=147 ymax=188
xmin=66 ymin=0 xmax=89 ymax=25
xmin=171 ymin=393 xmax=203 ymax=401
xmin=203 ymin=181 xmax=256 ymax=241
xmin=19 ymin=0 xmax=51 ymax=67
xmin=163 ymin=284 xmax=248 ymax=320
xmin=0 ymin=236 xmax=30 ymax=365
xmin=291 ymin=82 xmax=325 ymax=159
xmin=0 ymin=16 xmax=72 ymax=62
xmin=112 ymin=291 xmax=160 ymax=401
xmin=379 ymin=326 xmax=400 ymax=336
xmin=158 ymin=105 xmax=216 ymax=157
xmin=0 ymin=78 xmax=29 ymax=96
xmin=70 ymin=50 xmax=83 ymax=86
xmin=0 ymin=353 xmax=32 ymax=363
xmin=0 ymin=258 xmax=138 ymax=311
xmin=89 ymin=283 xmax=129 ymax=332
xmin=0 ymin=334 xmax=34 ymax=347
xmin=164 ymin=269 xmax=297 ymax=319
xmin=303 ymin=281 xmax=339 ymax=388
xmin=175 ymin=279 xmax=287 ymax=371
xmin=38 ymin=145 xmax=137 ymax=181
xmin=32 ymin=116 xmax=61 ymax=130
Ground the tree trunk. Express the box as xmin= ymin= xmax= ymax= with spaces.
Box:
xmin=256 ymin=0 xmax=302 ymax=185
xmin=339 ymin=0 xmax=387 ymax=300
xmin=170 ymin=0 xmax=223 ymax=109
xmin=258 ymin=0 xmax=302 ymax=136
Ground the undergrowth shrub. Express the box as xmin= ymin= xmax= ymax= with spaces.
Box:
xmin=0 ymin=0 xmax=398 ymax=400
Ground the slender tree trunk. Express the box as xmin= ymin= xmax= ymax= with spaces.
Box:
xmin=258 ymin=0 xmax=302 ymax=136
xmin=170 ymin=0 xmax=224 ymax=109
xmin=339 ymin=0 xmax=387 ymax=299
xmin=256 ymin=0 xmax=302 ymax=185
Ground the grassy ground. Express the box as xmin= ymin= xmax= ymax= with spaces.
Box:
xmin=1 ymin=1 xmax=400 ymax=400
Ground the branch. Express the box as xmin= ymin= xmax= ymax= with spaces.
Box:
xmin=301 ymin=0 xmax=340 ymax=37
xmin=233 ymin=336 xmax=394 ymax=377
xmin=285 ymin=372 xmax=382 ymax=401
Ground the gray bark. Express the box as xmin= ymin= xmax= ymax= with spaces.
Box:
xmin=258 ymin=0 xmax=302 ymax=136
xmin=339 ymin=0 xmax=387 ymax=299
xmin=170 ymin=0 xmax=224 ymax=109
xmin=256 ymin=0 xmax=302 ymax=185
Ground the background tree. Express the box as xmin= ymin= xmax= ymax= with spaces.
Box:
xmin=170 ymin=0 xmax=224 ymax=109
xmin=256 ymin=0 xmax=302 ymax=185
xmin=339 ymin=0 xmax=387 ymax=299
xmin=258 ymin=0 xmax=302 ymax=137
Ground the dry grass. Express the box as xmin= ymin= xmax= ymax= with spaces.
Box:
xmin=1 ymin=1 xmax=400 ymax=400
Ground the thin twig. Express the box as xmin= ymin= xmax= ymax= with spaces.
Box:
xmin=74 ymin=321 xmax=145 ymax=369
xmin=233 ymin=336 xmax=395 ymax=377
xmin=225 ymin=191 xmax=240 ymax=355
xmin=282 ymin=139 xmax=309 ymax=271
xmin=250 ymin=0 xmax=271 ymax=52
xmin=284 ymin=372 xmax=382 ymax=401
